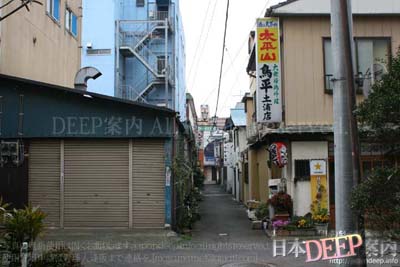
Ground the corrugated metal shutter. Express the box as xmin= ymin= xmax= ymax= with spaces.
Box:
xmin=132 ymin=139 xmax=165 ymax=228
xmin=64 ymin=140 xmax=129 ymax=228
xmin=29 ymin=140 xmax=60 ymax=228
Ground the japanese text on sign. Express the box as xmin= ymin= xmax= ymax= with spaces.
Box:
xmin=256 ymin=17 xmax=282 ymax=123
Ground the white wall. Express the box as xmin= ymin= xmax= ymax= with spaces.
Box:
xmin=238 ymin=127 xmax=248 ymax=153
xmin=224 ymin=141 xmax=234 ymax=193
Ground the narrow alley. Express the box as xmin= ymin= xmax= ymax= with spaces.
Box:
xmin=31 ymin=185 xmax=388 ymax=267
xmin=192 ymin=184 xmax=267 ymax=243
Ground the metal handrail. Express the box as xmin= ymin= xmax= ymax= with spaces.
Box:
xmin=120 ymin=32 xmax=161 ymax=75
xmin=118 ymin=84 xmax=148 ymax=103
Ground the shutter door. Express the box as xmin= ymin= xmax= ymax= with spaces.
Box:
xmin=64 ymin=140 xmax=129 ymax=228
xmin=132 ymin=140 xmax=165 ymax=228
xmin=29 ymin=140 xmax=60 ymax=228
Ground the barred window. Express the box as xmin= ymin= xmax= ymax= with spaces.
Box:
xmin=294 ymin=160 xmax=310 ymax=181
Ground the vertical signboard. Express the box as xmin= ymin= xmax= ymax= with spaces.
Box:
xmin=310 ymin=160 xmax=328 ymax=209
xmin=256 ymin=18 xmax=282 ymax=123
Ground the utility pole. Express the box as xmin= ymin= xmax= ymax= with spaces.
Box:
xmin=330 ymin=0 xmax=366 ymax=266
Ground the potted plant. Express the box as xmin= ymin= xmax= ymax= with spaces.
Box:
xmin=311 ymin=183 xmax=329 ymax=235
xmin=271 ymin=219 xmax=290 ymax=236
xmin=311 ymin=206 xmax=329 ymax=235
xmin=255 ymin=203 xmax=269 ymax=220
xmin=252 ymin=203 xmax=269 ymax=230
xmin=268 ymin=192 xmax=293 ymax=221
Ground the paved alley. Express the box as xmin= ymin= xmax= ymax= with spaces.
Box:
xmin=32 ymin=184 xmax=398 ymax=267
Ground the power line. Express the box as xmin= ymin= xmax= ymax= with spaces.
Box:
xmin=214 ymin=0 xmax=230 ymax=118
xmin=220 ymin=49 xmax=250 ymax=110
xmin=187 ymin=0 xmax=212 ymax=81
xmin=189 ymin=0 xmax=218 ymax=91
xmin=200 ymin=0 xmax=273 ymax=105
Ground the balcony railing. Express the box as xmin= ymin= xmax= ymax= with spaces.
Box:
xmin=148 ymin=10 xmax=173 ymax=29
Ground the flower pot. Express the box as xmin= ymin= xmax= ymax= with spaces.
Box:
xmin=314 ymin=223 xmax=328 ymax=236
xmin=273 ymin=213 xmax=290 ymax=222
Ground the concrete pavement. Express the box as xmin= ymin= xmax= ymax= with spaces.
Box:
xmin=31 ymin=184 xmax=398 ymax=267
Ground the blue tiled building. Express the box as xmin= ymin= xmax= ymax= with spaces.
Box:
xmin=82 ymin=0 xmax=186 ymax=120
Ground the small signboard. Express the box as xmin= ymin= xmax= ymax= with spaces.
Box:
xmin=310 ymin=160 xmax=327 ymax=176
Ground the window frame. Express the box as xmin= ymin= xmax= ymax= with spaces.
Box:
xmin=322 ymin=37 xmax=392 ymax=94
xmin=244 ymin=162 xmax=249 ymax=184
xmin=46 ymin=0 xmax=60 ymax=23
xmin=136 ymin=0 xmax=145 ymax=7
xmin=65 ymin=8 xmax=78 ymax=37
xmin=294 ymin=159 xmax=311 ymax=182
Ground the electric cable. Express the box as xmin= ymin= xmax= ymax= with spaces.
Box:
xmin=213 ymin=0 xmax=230 ymax=120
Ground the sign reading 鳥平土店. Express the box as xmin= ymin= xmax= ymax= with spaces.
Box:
xmin=256 ymin=17 xmax=282 ymax=123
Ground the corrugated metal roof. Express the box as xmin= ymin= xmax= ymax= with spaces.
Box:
xmin=267 ymin=0 xmax=400 ymax=16
xmin=230 ymin=107 xmax=246 ymax=127
xmin=0 ymin=74 xmax=175 ymax=114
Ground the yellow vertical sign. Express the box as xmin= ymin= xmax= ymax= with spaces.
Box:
xmin=257 ymin=18 xmax=280 ymax=64
xmin=310 ymin=160 xmax=328 ymax=209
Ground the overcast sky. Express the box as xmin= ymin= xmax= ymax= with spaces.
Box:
xmin=180 ymin=0 xmax=280 ymax=118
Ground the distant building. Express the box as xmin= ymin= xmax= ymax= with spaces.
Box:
xmin=197 ymin=105 xmax=227 ymax=183
xmin=0 ymin=0 xmax=81 ymax=87
xmin=224 ymin=102 xmax=247 ymax=201
xmin=82 ymin=0 xmax=186 ymax=119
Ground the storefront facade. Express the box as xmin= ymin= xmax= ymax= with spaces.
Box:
xmin=0 ymin=75 xmax=175 ymax=229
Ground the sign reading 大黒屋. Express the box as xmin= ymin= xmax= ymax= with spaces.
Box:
xmin=256 ymin=17 xmax=282 ymax=123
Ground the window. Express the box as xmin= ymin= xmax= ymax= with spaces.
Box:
xmin=244 ymin=162 xmax=249 ymax=184
xmin=294 ymin=160 xmax=310 ymax=182
xmin=136 ymin=0 xmax=145 ymax=7
xmin=234 ymin=130 xmax=239 ymax=148
xmin=46 ymin=0 xmax=60 ymax=21
xmin=157 ymin=56 xmax=166 ymax=74
xmin=323 ymin=38 xmax=390 ymax=92
xmin=65 ymin=9 xmax=78 ymax=37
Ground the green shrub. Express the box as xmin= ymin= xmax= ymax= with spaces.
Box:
xmin=193 ymin=166 xmax=205 ymax=190
xmin=255 ymin=203 xmax=269 ymax=220
xmin=0 ymin=197 xmax=10 ymax=226
xmin=4 ymin=205 xmax=46 ymax=267
xmin=284 ymin=224 xmax=298 ymax=231
xmin=32 ymin=247 xmax=81 ymax=267
xmin=0 ymin=241 xmax=6 ymax=267
xmin=351 ymin=168 xmax=400 ymax=239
